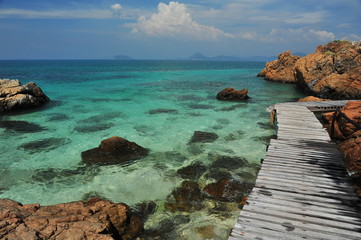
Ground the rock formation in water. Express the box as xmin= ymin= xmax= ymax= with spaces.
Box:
xmin=81 ymin=136 xmax=149 ymax=165
xmin=257 ymin=40 xmax=361 ymax=99
xmin=0 ymin=79 xmax=50 ymax=112
xmin=216 ymin=88 xmax=249 ymax=101
xmin=0 ymin=197 xmax=143 ymax=240
xmin=257 ymin=51 xmax=300 ymax=83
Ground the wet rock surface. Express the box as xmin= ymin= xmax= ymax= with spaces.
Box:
xmin=297 ymin=96 xmax=330 ymax=102
xmin=0 ymin=79 xmax=50 ymax=112
xmin=0 ymin=197 xmax=143 ymax=240
xmin=216 ymin=88 xmax=249 ymax=101
xmin=189 ymin=131 xmax=219 ymax=144
xmin=81 ymin=136 xmax=149 ymax=165
xmin=339 ymin=130 xmax=361 ymax=175
xmin=258 ymin=51 xmax=300 ymax=83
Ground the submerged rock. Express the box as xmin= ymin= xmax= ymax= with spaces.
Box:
xmin=18 ymin=137 xmax=70 ymax=154
xmin=257 ymin=51 xmax=300 ymax=83
xmin=148 ymin=108 xmax=178 ymax=114
xmin=202 ymin=178 xmax=254 ymax=201
xmin=0 ymin=197 xmax=143 ymax=240
xmin=210 ymin=155 xmax=247 ymax=170
xmin=0 ymin=79 xmax=50 ymax=112
xmin=189 ymin=131 xmax=219 ymax=144
xmin=165 ymin=181 xmax=204 ymax=212
xmin=81 ymin=136 xmax=149 ymax=165
xmin=216 ymin=88 xmax=249 ymax=101
xmin=0 ymin=120 xmax=46 ymax=133
xmin=176 ymin=162 xmax=207 ymax=180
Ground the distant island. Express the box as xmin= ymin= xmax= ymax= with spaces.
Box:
xmin=113 ymin=52 xmax=308 ymax=62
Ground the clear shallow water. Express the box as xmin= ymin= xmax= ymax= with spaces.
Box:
xmin=0 ymin=60 xmax=305 ymax=239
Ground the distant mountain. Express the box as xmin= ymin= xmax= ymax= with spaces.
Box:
xmin=113 ymin=55 xmax=133 ymax=60
xmin=187 ymin=53 xmax=277 ymax=62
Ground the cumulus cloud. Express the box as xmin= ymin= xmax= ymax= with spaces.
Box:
xmin=131 ymin=1 xmax=233 ymax=40
xmin=341 ymin=34 xmax=361 ymax=42
xmin=239 ymin=28 xmax=335 ymax=43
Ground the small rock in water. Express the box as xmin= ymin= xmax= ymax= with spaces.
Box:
xmin=187 ymin=103 xmax=215 ymax=109
xmin=18 ymin=137 xmax=70 ymax=154
xmin=148 ymin=108 xmax=178 ymax=114
xmin=132 ymin=201 xmax=157 ymax=221
xmin=216 ymin=88 xmax=249 ymax=101
xmin=47 ymin=113 xmax=70 ymax=121
xmin=81 ymin=136 xmax=149 ymax=165
xmin=177 ymin=162 xmax=207 ymax=180
xmin=0 ymin=120 xmax=46 ymax=133
xmin=189 ymin=131 xmax=219 ymax=144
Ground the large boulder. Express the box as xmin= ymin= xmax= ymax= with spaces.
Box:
xmin=257 ymin=51 xmax=300 ymax=83
xmin=216 ymin=88 xmax=249 ymax=101
xmin=0 ymin=197 xmax=143 ymax=240
xmin=0 ymin=79 xmax=50 ymax=112
xmin=322 ymin=101 xmax=361 ymax=140
xmin=294 ymin=41 xmax=361 ymax=99
xmin=81 ymin=136 xmax=149 ymax=165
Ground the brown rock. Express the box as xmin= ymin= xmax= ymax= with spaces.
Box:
xmin=339 ymin=130 xmax=361 ymax=175
xmin=323 ymin=101 xmax=361 ymax=139
xmin=0 ymin=198 xmax=143 ymax=240
xmin=202 ymin=178 xmax=254 ymax=201
xmin=258 ymin=51 xmax=300 ymax=83
xmin=216 ymin=88 xmax=249 ymax=101
xmin=297 ymin=96 xmax=330 ymax=102
xmin=0 ymin=79 xmax=50 ymax=112
xmin=295 ymin=40 xmax=361 ymax=99
xmin=81 ymin=136 xmax=149 ymax=165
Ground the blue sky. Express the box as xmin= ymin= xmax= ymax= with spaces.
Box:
xmin=0 ymin=0 xmax=360 ymax=59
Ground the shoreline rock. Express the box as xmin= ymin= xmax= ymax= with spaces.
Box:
xmin=0 ymin=79 xmax=50 ymax=112
xmin=216 ymin=88 xmax=249 ymax=101
xmin=81 ymin=136 xmax=149 ymax=165
xmin=257 ymin=51 xmax=300 ymax=83
xmin=257 ymin=40 xmax=361 ymax=100
xmin=0 ymin=197 xmax=143 ymax=240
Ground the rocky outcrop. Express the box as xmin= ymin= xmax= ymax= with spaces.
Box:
xmin=297 ymin=96 xmax=330 ymax=102
xmin=257 ymin=51 xmax=300 ymax=83
xmin=322 ymin=101 xmax=361 ymax=140
xmin=0 ymin=79 xmax=50 ymax=112
xmin=295 ymin=41 xmax=361 ymax=99
xmin=81 ymin=136 xmax=149 ymax=165
xmin=339 ymin=130 xmax=361 ymax=175
xmin=0 ymin=197 xmax=143 ymax=240
xmin=216 ymin=88 xmax=249 ymax=101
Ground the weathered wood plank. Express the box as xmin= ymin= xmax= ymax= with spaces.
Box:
xmin=228 ymin=101 xmax=361 ymax=240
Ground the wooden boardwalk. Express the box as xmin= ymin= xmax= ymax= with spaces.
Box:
xmin=229 ymin=101 xmax=361 ymax=240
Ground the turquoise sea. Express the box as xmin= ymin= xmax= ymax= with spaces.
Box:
xmin=0 ymin=60 xmax=305 ymax=239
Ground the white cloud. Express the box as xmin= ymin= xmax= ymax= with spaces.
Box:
xmin=239 ymin=28 xmax=335 ymax=43
xmin=341 ymin=34 xmax=361 ymax=42
xmin=111 ymin=4 xmax=122 ymax=11
xmin=131 ymin=1 xmax=233 ymax=41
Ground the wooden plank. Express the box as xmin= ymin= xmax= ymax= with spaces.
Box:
xmin=228 ymin=101 xmax=361 ymax=240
